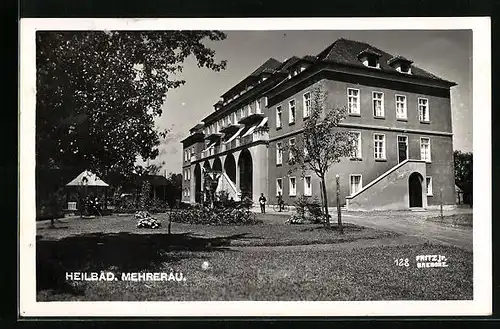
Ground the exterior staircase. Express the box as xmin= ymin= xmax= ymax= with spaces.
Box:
xmin=215 ymin=172 xmax=240 ymax=201
xmin=345 ymin=159 xmax=427 ymax=211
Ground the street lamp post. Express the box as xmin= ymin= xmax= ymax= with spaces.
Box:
xmin=336 ymin=174 xmax=343 ymax=234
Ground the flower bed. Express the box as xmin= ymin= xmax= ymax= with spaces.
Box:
xmin=170 ymin=205 xmax=261 ymax=226
xmin=135 ymin=211 xmax=162 ymax=229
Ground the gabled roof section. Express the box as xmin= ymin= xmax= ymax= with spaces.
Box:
xmin=388 ymin=55 xmax=414 ymax=65
xmin=220 ymin=58 xmax=282 ymax=99
xmin=249 ymin=58 xmax=282 ymax=76
xmin=316 ymin=38 xmax=455 ymax=85
xmin=357 ymin=48 xmax=382 ymax=58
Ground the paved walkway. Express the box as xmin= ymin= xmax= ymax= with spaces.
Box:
xmin=335 ymin=209 xmax=472 ymax=251
xmin=255 ymin=207 xmax=473 ymax=251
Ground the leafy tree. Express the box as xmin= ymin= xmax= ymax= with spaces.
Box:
xmin=36 ymin=31 xmax=227 ymax=182
xmin=453 ymin=150 xmax=473 ymax=205
xmin=165 ymin=173 xmax=183 ymax=208
xmin=287 ymin=82 xmax=356 ymax=231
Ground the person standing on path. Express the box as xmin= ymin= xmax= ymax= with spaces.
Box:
xmin=259 ymin=193 xmax=267 ymax=213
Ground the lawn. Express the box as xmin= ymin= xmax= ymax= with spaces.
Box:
xmin=37 ymin=214 xmax=397 ymax=247
xmin=36 ymin=214 xmax=472 ymax=301
xmin=37 ymin=243 xmax=472 ymax=301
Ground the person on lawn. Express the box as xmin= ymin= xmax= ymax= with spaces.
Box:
xmin=259 ymin=193 xmax=267 ymax=213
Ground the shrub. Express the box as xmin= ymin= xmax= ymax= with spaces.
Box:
xmin=114 ymin=196 xmax=138 ymax=214
xmin=148 ymin=198 xmax=168 ymax=213
xmin=240 ymin=195 xmax=253 ymax=209
xmin=135 ymin=211 xmax=162 ymax=229
xmin=285 ymin=214 xmax=308 ymax=225
xmin=139 ymin=180 xmax=152 ymax=210
xmin=37 ymin=187 xmax=66 ymax=221
xmin=306 ymin=197 xmax=324 ymax=223
xmin=170 ymin=205 xmax=261 ymax=225
xmin=291 ymin=196 xmax=323 ymax=224
xmin=293 ymin=195 xmax=310 ymax=218
xmin=214 ymin=190 xmax=239 ymax=209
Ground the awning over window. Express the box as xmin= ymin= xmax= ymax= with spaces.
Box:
xmin=242 ymin=124 xmax=257 ymax=137
xmin=242 ymin=117 xmax=268 ymax=138
xmin=202 ymin=141 xmax=216 ymax=152
xmin=225 ymin=126 xmax=244 ymax=144
xmin=257 ymin=116 xmax=268 ymax=127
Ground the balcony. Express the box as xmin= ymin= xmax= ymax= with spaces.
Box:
xmin=240 ymin=130 xmax=269 ymax=145
xmin=220 ymin=123 xmax=243 ymax=134
xmin=197 ymin=129 xmax=268 ymax=160
xmin=238 ymin=112 xmax=265 ymax=125
xmin=205 ymin=132 xmax=222 ymax=142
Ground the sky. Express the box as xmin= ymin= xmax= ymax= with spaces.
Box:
xmin=153 ymin=30 xmax=472 ymax=175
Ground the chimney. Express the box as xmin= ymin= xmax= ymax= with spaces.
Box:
xmin=214 ymin=99 xmax=224 ymax=111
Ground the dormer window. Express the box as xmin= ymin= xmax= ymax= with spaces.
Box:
xmin=367 ymin=56 xmax=378 ymax=68
xmin=388 ymin=55 xmax=413 ymax=74
xmin=357 ymin=48 xmax=382 ymax=69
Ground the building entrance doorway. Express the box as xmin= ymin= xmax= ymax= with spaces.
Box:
xmin=409 ymin=172 xmax=423 ymax=208
xmin=238 ymin=149 xmax=253 ymax=199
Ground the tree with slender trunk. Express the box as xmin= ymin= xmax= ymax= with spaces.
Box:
xmin=286 ymin=82 xmax=356 ymax=231
xmin=36 ymin=31 xmax=227 ymax=182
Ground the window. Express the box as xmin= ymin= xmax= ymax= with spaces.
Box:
xmin=399 ymin=63 xmax=412 ymax=74
xmin=247 ymin=104 xmax=252 ymax=116
xmin=289 ymin=177 xmax=297 ymax=196
xmin=373 ymin=92 xmax=384 ymax=117
xmin=426 ymin=177 xmax=433 ymax=196
xmin=420 ymin=137 xmax=431 ymax=162
xmin=367 ymin=56 xmax=379 ymax=68
xmin=303 ymin=92 xmax=311 ymax=118
xmin=347 ymin=88 xmax=360 ymax=115
xmin=233 ymin=112 xmax=237 ymax=123
xmin=304 ymin=145 xmax=309 ymax=161
xmin=188 ymin=170 xmax=191 ymax=180
xmin=265 ymin=97 xmax=268 ymax=107
xmin=351 ymin=131 xmax=362 ymax=159
xmin=288 ymin=99 xmax=296 ymax=124
xmin=373 ymin=134 xmax=386 ymax=160
xmin=238 ymin=108 xmax=243 ymax=119
xmin=418 ymin=98 xmax=430 ymax=122
xmin=276 ymin=105 xmax=282 ymax=128
xmin=276 ymin=178 xmax=283 ymax=196
xmin=350 ymin=175 xmax=363 ymax=195
xmin=276 ymin=142 xmax=283 ymax=165
xmin=289 ymin=138 xmax=296 ymax=161
xmin=395 ymin=95 xmax=407 ymax=120
xmin=304 ymin=176 xmax=312 ymax=196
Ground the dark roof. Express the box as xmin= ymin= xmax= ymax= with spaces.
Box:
xmin=357 ymin=48 xmax=382 ymax=58
xmin=276 ymin=56 xmax=300 ymax=71
xmin=135 ymin=174 xmax=168 ymax=187
xmin=249 ymin=58 xmax=282 ymax=76
xmin=302 ymin=55 xmax=317 ymax=62
xmin=316 ymin=38 xmax=454 ymax=84
xmin=220 ymin=58 xmax=282 ymax=99
xmin=387 ymin=55 xmax=413 ymax=65
xmin=189 ymin=123 xmax=204 ymax=132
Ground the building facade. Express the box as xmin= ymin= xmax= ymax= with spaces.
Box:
xmin=181 ymin=38 xmax=457 ymax=210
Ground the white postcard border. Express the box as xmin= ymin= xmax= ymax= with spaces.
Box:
xmin=19 ymin=17 xmax=491 ymax=317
